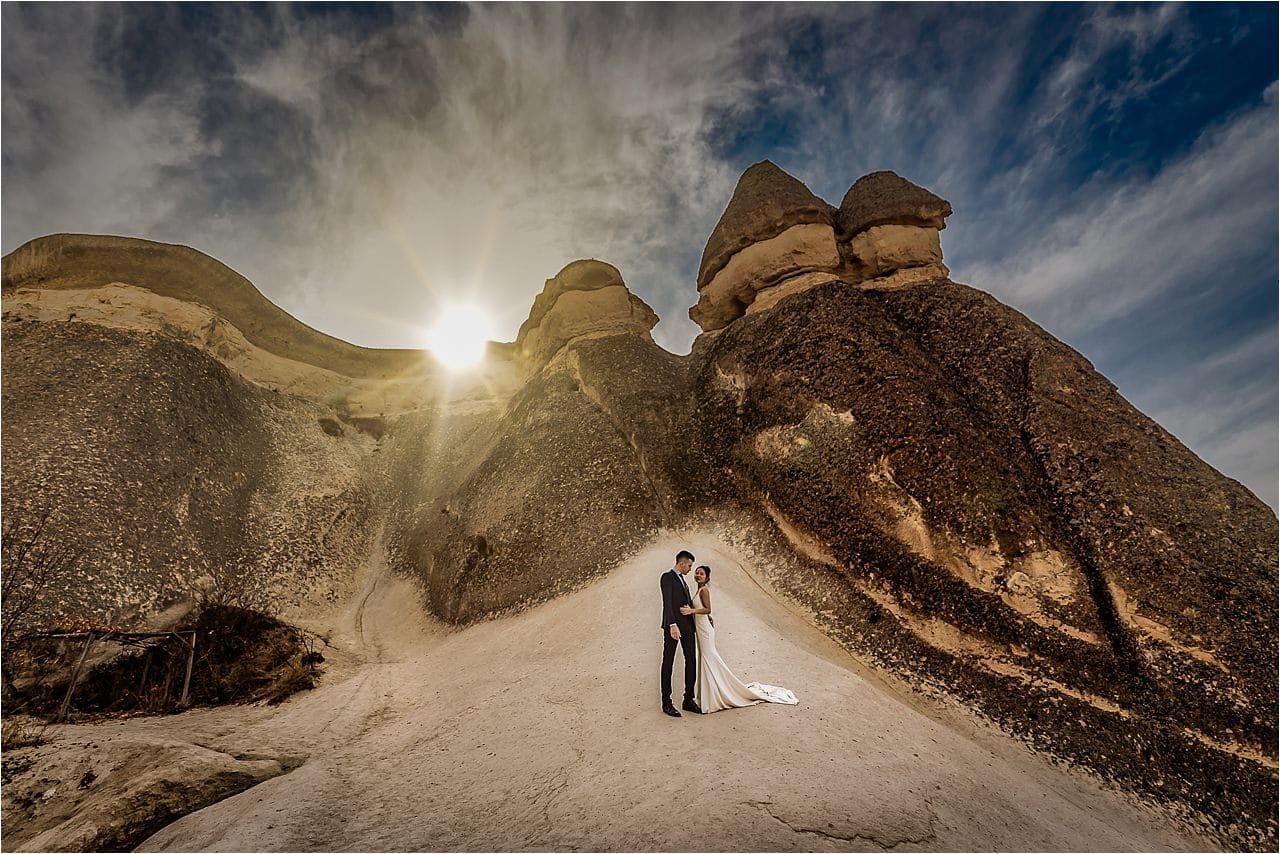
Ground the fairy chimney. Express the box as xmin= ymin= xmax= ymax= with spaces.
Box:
xmin=515 ymin=259 xmax=658 ymax=363
xmin=836 ymin=171 xmax=952 ymax=288
xmin=690 ymin=161 xmax=843 ymax=333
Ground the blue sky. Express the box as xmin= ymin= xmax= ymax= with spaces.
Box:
xmin=3 ymin=3 xmax=1276 ymax=508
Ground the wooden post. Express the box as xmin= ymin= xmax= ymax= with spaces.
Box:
xmin=178 ymin=632 xmax=196 ymax=707
xmin=137 ymin=648 xmax=153 ymax=699
xmin=56 ymin=633 xmax=95 ymax=723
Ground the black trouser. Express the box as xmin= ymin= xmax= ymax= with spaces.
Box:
xmin=661 ymin=626 xmax=697 ymax=705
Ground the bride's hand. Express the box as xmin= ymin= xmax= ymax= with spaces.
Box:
xmin=679 ymin=606 xmax=693 ymax=615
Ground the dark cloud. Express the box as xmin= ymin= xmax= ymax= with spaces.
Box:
xmin=2 ymin=3 xmax=1275 ymax=507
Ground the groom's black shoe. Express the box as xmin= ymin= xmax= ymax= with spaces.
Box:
xmin=682 ymin=699 xmax=703 ymax=714
xmin=662 ymin=702 xmax=682 ymax=717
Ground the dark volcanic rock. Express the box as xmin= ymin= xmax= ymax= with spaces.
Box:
xmin=836 ymin=171 xmax=952 ymax=239
xmin=686 ymin=277 xmax=1277 ymax=847
xmin=697 ymin=161 xmax=836 ymax=290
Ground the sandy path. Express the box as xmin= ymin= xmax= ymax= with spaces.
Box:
xmin=72 ymin=531 xmax=1208 ymax=851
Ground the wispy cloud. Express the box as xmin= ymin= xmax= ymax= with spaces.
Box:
xmin=960 ymin=85 xmax=1278 ymax=336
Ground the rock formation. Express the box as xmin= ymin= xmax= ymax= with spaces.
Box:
xmin=691 ymin=161 xmax=841 ymax=332
xmin=0 ymin=234 xmax=524 ymax=625
xmin=835 ymin=170 xmax=952 ymax=288
xmin=514 ymin=259 xmax=659 ymax=363
xmin=3 ymin=736 xmax=296 ymax=852
xmin=690 ymin=162 xmax=956 ymax=333
xmin=2 ymin=164 xmax=1276 ymax=847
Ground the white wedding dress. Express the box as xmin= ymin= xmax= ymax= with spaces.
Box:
xmin=691 ymin=592 xmax=798 ymax=713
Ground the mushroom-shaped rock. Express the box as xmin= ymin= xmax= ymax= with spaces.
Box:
xmin=516 ymin=259 xmax=658 ymax=363
xmin=691 ymin=161 xmax=841 ymax=333
xmin=835 ymin=171 xmax=952 ymax=238
xmin=836 ymin=171 xmax=953 ymax=286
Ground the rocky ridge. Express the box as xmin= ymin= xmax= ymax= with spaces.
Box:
xmin=1 ymin=164 xmax=1276 ymax=848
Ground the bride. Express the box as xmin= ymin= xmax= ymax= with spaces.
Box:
xmin=680 ymin=565 xmax=798 ymax=713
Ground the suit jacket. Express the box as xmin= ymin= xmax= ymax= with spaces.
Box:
xmin=660 ymin=568 xmax=695 ymax=631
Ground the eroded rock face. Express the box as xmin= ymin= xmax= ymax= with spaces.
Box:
xmin=846 ymin=224 xmax=946 ymax=281
xmin=3 ymin=188 xmax=1276 ymax=848
xmin=835 ymin=172 xmax=952 ymax=286
xmin=684 ymin=279 xmax=1277 ymax=847
xmin=691 ymin=223 xmax=842 ymax=332
xmin=1 ymin=235 xmax=526 ymax=627
xmin=416 ymin=336 xmax=669 ymax=621
xmin=514 ymin=259 xmax=658 ymax=363
xmin=697 ymin=161 xmax=836 ymax=290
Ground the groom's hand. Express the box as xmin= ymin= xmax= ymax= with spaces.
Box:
xmin=669 ymin=624 xmax=680 ymax=640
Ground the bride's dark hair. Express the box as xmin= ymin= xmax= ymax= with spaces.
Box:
xmin=696 ymin=564 xmax=711 ymax=581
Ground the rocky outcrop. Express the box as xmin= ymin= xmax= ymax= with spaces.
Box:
xmin=697 ymin=161 xmax=837 ymax=290
xmin=0 ymin=235 xmax=526 ymax=417
xmin=691 ymin=161 xmax=841 ymax=333
xmin=690 ymin=165 xmax=955 ymax=332
xmin=514 ymin=260 xmax=658 ymax=364
xmin=835 ymin=170 xmax=952 ymax=236
xmin=688 ymin=277 xmax=1276 ymax=834
xmin=0 ymin=234 xmax=526 ymax=627
xmin=836 ymin=171 xmax=952 ymax=286
xmin=1 ymin=234 xmax=435 ymax=382
xmin=1 ymin=736 xmax=294 ymax=852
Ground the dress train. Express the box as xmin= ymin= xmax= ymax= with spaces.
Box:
xmin=692 ymin=610 xmax=797 ymax=713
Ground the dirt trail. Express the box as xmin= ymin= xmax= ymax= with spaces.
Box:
xmin=54 ymin=532 xmax=1210 ymax=851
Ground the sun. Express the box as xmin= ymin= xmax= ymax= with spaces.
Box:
xmin=423 ymin=304 xmax=494 ymax=370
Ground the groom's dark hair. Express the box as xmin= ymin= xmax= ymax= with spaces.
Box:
xmin=676 ymin=550 xmax=695 ymax=563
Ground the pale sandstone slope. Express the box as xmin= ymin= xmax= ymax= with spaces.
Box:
xmin=21 ymin=534 xmax=1208 ymax=853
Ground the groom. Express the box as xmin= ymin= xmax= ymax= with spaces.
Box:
xmin=660 ymin=550 xmax=702 ymax=717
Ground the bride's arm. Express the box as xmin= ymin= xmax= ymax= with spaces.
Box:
xmin=683 ymin=587 xmax=712 ymax=616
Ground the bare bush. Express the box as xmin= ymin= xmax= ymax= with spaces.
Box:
xmin=1 ymin=715 xmax=49 ymax=749
xmin=188 ymin=603 xmax=318 ymax=705
xmin=1 ymin=511 xmax=83 ymax=703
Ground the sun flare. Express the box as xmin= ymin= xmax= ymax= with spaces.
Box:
xmin=423 ymin=305 xmax=494 ymax=370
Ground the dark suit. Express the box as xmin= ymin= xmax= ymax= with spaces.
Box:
xmin=660 ymin=568 xmax=697 ymax=705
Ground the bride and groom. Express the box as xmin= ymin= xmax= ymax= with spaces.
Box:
xmin=660 ymin=549 xmax=798 ymax=717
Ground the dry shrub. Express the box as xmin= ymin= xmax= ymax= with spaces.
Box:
xmin=1 ymin=515 xmax=319 ymax=718
xmin=189 ymin=603 xmax=318 ymax=706
xmin=1 ymin=510 xmax=83 ymax=704
xmin=1 ymin=716 xmax=48 ymax=749
xmin=3 ymin=602 xmax=320 ymax=719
